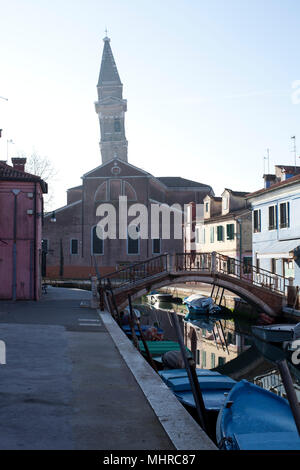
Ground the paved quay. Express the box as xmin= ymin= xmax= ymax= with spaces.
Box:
xmin=0 ymin=287 xmax=215 ymax=450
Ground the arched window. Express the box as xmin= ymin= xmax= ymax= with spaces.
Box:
xmin=110 ymin=179 xmax=122 ymax=200
xmin=123 ymin=181 xmax=137 ymax=201
xmin=94 ymin=181 xmax=108 ymax=202
xmin=91 ymin=226 xmax=104 ymax=255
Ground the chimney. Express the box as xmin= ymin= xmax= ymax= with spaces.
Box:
xmin=263 ymin=174 xmax=277 ymax=189
xmin=11 ymin=157 xmax=26 ymax=172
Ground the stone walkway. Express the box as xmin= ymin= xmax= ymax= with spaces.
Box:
xmin=0 ymin=287 xmax=215 ymax=450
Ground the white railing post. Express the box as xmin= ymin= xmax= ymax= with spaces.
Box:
xmin=211 ymin=252 xmax=217 ymax=273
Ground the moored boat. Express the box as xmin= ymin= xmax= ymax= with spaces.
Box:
xmin=216 ymin=379 xmax=300 ymax=450
xmin=252 ymin=322 xmax=300 ymax=343
xmin=148 ymin=290 xmax=174 ymax=303
xmin=159 ymin=368 xmax=236 ymax=413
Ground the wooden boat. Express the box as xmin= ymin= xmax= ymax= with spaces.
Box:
xmin=183 ymin=294 xmax=230 ymax=317
xmin=159 ymin=369 xmax=236 ymax=413
xmin=252 ymin=323 xmax=300 ymax=343
xmin=122 ymin=324 xmax=164 ymax=339
xmin=148 ymin=290 xmax=174 ymax=303
xmin=216 ymin=380 xmax=300 ymax=450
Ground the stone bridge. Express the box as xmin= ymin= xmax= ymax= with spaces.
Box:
xmin=99 ymin=252 xmax=291 ymax=317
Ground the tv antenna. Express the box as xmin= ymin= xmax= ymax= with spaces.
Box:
xmin=291 ymin=136 xmax=297 ymax=172
xmin=263 ymin=148 xmax=270 ymax=174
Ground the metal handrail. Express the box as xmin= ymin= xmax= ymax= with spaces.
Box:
xmin=99 ymin=251 xmax=290 ymax=297
xmin=175 ymin=252 xmax=290 ymax=296
xmin=99 ymin=253 xmax=168 ymax=289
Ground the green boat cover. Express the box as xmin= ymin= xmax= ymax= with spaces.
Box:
xmin=138 ymin=340 xmax=192 ymax=357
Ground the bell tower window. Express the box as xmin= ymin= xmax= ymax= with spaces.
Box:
xmin=114 ymin=118 xmax=121 ymax=132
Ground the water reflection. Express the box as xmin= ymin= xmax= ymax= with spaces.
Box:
xmin=134 ymin=296 xmax=300 ymax=398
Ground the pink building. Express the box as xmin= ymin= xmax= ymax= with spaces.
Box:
xmin=0 ymin=158 xmax=47 ymax=300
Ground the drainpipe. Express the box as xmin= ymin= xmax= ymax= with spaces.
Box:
xmin=237 ymin=218 xmax=242 ymax=277
xmin=33 ymin=183 xmax=37 ymax=300
xmin=11 ymin=189 xmax=20 ymax=301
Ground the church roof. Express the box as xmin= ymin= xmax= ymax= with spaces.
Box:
xmin=98 ymin=37 xmax=121 ymax=86
xmin=157 ymin=177 xmax=211 ymax=189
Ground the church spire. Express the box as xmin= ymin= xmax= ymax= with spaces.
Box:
xmin=97 ymin=36 xmax=122 ymax=88
xmin=95 ymin=36 xmax=128 ymax=164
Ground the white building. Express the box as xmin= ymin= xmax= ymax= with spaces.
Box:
xmin=246 ymin=169 xmax=300 ymax=288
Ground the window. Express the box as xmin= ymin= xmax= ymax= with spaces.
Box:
xmin=226 ymin=224 xmax=234 ymax=240
xmin=205 ymin=202 xmax=209 ymax=213
xmin=211 ymin=353 xmax=216 ymax=368
xmin=70 ymin=239 xmax=78 ymax=255
xmin=271 ymin=258 xmax=276 ymax=274
xmin=128 ymin=225 xmax=140 ymax=254
xmin=110 ymin=179 xmax=122 ymax=200
xmin=217 ymin=225 xmax=224 ymax=241
xmin=195 ymin=228 xmax=200 ymax=244
xmin=196 ymin=350 xmax=200 ymax=365
xmin=253 ymin=209 xmax=261 ymax=233
xmin=227 ymin=258 xmax=235 ymax=274
xmin=201 ymin=350 xmax=206 ymax=368
xmin=218 ymin=357 xmax=226 ymax=366
xmin=283 ymin=259 xmax=294 ymax=278
xmin=114 ymin=118 xmax=121 ymax=132
xmin=152 ymin=238 xmax=161 ymax=254
xmin=279 ymin=202 xmax=290 ymax=228
xmin=92 ymin=226 xmax=104 ymax=255
xmin=123 ymin=181 xmax=137 ymax=201
xmin=223 ymin=196 xmax=228 ymax=210
xmin=202 ymin=228 xmax=205 ymax=244
xmin=42 ymin=239 xmax=49 ymax=253
xmin=243 ymin=256 xmax=252 ymax=274
xmin=210 ymin=227 xmax=214 ymax=243
xmin=268 ymin=205 xmax=278 ymax=230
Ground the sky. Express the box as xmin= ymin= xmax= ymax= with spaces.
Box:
xmin=0 ymin=0 xmax=300 ymax=210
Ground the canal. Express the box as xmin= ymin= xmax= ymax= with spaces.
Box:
xmin=133 ymin=294 xmax=300 ymax=402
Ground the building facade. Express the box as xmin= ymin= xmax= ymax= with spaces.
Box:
xmin=185 ymin=189 xmax=252 ymax=268
xmin=43 ymin=37 xmax=213 ymax=279
xmin=0 ymin=158 xmax=47 ymax=299
xmin=246 ymin=167 xmax=300 ymax=288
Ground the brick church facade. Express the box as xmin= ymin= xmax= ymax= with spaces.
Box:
xmin=43 ymin=36 xmax=213 ymax=279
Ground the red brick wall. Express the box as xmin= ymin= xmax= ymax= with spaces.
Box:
xmin=46 ymin=265 xmax=116 ymax=279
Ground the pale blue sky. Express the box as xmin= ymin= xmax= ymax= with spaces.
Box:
xmin=0 ymin=0 xmax=300 ymax=209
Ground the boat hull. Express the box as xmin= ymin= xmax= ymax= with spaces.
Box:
xmin=252 ymin=323 xmax=300 ymax=343
xmin=216 ymin=380 xmax=300 ymax=450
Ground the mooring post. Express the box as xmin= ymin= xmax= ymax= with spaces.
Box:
xmin=91 ymin=276 xmax=99 ymax=308
xmin=170 ymin=311 xmax=208 ymax=432
xmin=277 ymin=359 xmax=300 ymax=436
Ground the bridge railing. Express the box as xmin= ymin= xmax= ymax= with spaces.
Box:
xmin=175 ymin=252 xmax=289 ymax=296
xmin=99 ymin=253 xmax=168 ymax=290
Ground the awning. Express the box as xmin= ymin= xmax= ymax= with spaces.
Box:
xmin=256 ymin=240 xmax=300 ymax=259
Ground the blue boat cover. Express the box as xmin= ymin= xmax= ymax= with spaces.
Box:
xmin=159 ymin=368 xmax=220 ymax=384
xmin=166 ymin=375 xmax=236 ymax=392
xmin=175 ymin=389 xmax=231 ymax=411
